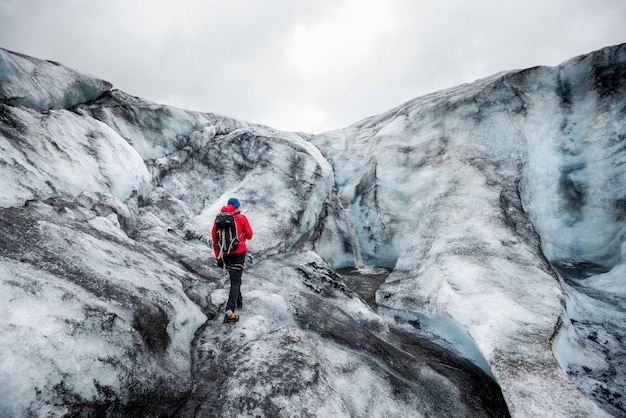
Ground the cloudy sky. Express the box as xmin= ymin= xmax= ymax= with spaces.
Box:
xmin=1 ymin=0 xmax=625 ymax=133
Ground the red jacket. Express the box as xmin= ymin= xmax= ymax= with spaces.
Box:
xmin=212 ymin=204 xmax=253 ymax=259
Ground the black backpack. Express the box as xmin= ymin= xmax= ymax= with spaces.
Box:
xmin=215 ymin=212 xmax=240 ymax=256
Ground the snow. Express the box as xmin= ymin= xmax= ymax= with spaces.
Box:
xmin=0 ymin=44 xmax=625 ymax=416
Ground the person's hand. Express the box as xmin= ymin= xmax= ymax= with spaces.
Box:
xmin=216 ymin=259 xmax=224 ymax=268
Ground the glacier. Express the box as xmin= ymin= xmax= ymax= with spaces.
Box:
xmin=0 ymin=43 xmax=624 ymax=417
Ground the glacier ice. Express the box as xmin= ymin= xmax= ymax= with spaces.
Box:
xmin=0 ymin=44 xmax=625 ymax=417
xmin=0 ymin=103 xmax=151 ymax=207
xmin=521 ymin=46 xmax=626 ymax=276
xmin=310 ymin=43 xmax=626 ymax=417
xmin=0 ymin=197 xmax=207 ymax=416
xmin=0 ymin=47 xmax=112 ymax=110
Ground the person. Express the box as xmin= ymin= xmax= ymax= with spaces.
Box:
xmin=212 ymin=197 xmax=253 ymax=323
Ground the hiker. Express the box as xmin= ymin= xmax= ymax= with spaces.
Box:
xmin=212 ymin=197 xmax=253 ymax=323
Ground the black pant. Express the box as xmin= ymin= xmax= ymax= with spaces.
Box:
xmin=223 ymin=252 xmax=246 ymax=312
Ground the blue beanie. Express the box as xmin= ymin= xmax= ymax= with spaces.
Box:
xmin=227 ymin=197 xmax=241 ymax=208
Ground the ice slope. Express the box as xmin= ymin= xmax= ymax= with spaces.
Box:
xmin=0 ymin=48 xmax=111 ymax=110
xmin=0 ymin=196 xmax=208 ymax=416
xmin=0 ymin=43 xmax=624 ymax=417
xmin=311 ymin=43 xmax=626 ymax=417
xmin=0 ymin=102 xmax=152 ymax=207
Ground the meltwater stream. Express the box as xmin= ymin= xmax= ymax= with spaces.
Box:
xmin=337 ymin=195 xmax=495 ymax=379
xmin=338 ymin=268 xmax=496 ymax=380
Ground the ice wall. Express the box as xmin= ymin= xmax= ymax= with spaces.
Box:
xmin=0 ymin=48 xmax=112 ymax=110
xmin=0 ymin=103 xmax=151 ymax=207
xmin=311 ymin=43 xmax=626 ymax=416
xmin=521 ymin=45 xmax=626 ymax=277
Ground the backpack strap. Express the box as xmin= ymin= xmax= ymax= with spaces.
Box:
xmin=229 ymin=217 xmax=240 ymax=252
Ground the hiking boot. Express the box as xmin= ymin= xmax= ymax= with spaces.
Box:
xmin=223 ymin=311 xmax=239 ymax=324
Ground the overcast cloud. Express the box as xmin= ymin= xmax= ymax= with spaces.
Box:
xmin=1 ymin=0 xmax=625 ymax=133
